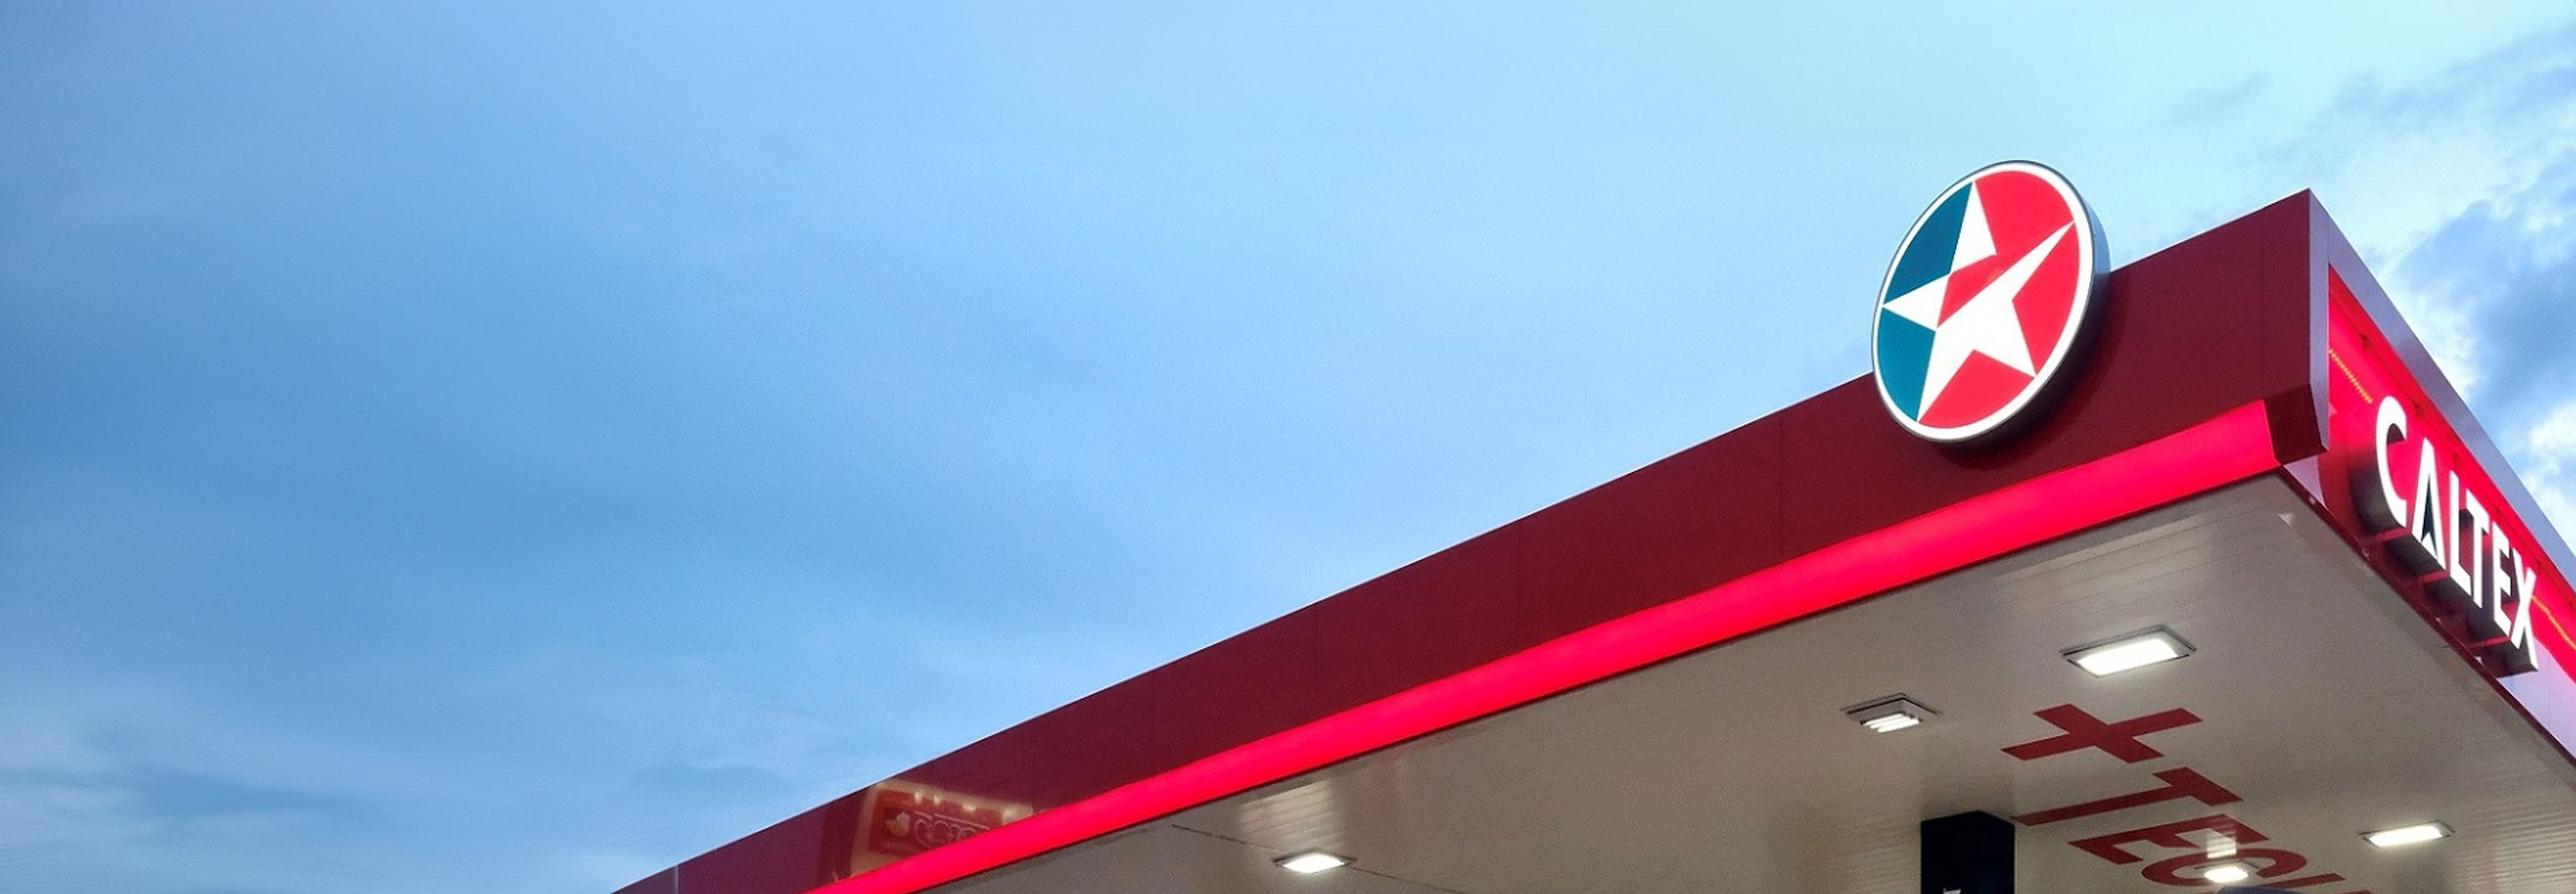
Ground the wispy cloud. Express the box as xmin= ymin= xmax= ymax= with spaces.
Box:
xmin=2166 ymin=75 xmax=2267 ymax=128
xmin=2308 ymin=21 xmax=2576 ymax=516
xmin=2526 ymin=403 xmax=2576 ymax=526
xmin=0 ymin=763 xmax=369 ymax=829
xmin=0 ymin=680 xmax=394 ymax=894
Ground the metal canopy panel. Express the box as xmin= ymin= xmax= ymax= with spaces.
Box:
xmin=623 ymin=195 xmax=2576 ymax=894
xmin=942 ymin=480 xmax=2576 ymax=894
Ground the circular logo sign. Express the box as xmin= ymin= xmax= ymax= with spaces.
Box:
xmin=1871 ymin=161 xmax=2102 ymax=443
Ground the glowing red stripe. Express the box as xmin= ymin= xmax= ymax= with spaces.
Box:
xmin=809 ymin=401 xmax=2281 ymax=894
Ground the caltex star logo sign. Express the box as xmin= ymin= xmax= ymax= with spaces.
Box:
xmin=1872 ymin=161 xmax=2104 ymax=443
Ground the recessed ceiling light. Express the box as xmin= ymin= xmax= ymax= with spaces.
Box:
xmin=2063 ymin=628 xmax=2195 ymax=677
xmin=1845 ymin=696 xmax=1936 ymax=733
xmin=2363 ymin=822 xmax=2453 ymax=848
xmin=1864 ymin=713 xmax=1922 ymax=733
xmin=1274 ymin=851 xmax=1351 ymax=874
xmin=2199 ymin=863 xmax=2253 ymax=884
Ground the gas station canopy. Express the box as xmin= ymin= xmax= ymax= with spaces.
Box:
xmin=619 ymin=189 xmax=2576 ymax=894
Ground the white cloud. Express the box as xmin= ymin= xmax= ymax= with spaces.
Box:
xmin=2525 ymin=401 xmax=2576 ymax=527
xmin=2287 ymin=21 xmax=2576 ymax=488
xmin=2296 ymin=25 xmax=2576 ymax=257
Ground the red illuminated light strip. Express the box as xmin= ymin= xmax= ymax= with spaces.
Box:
xmin=809 ymin=401 xmax=2284 ymax=894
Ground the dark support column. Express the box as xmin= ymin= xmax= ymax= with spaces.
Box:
xmin=1922 ymin=811 xmax=2012 ymax=894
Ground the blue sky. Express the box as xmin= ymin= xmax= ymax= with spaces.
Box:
xmin=4 ymin=4 xmax=2574 ymax=892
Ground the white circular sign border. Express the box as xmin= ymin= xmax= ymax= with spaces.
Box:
xmin=1869 ymin=160 xmax=2102 ymax=444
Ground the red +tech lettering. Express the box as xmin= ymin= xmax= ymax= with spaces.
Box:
xmin=2003 ymin=704 xmax=2202 ymax=763
xmin=2013 ymin=768 xmax=2240 ymax=827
